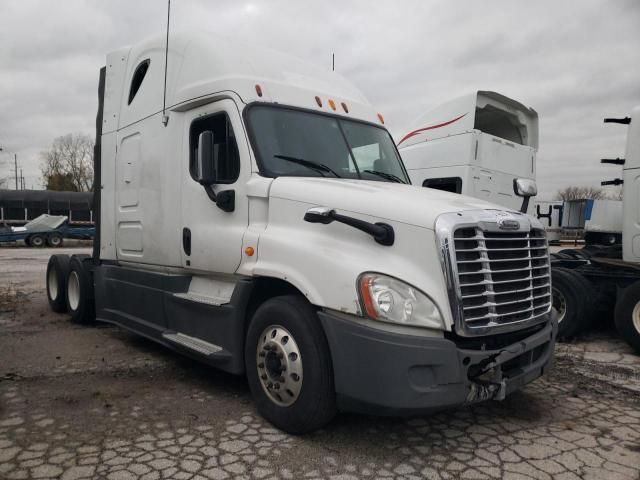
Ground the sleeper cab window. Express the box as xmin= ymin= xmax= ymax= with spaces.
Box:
xmin=189 ymin=113 xmax=240 ymax=184
xmin=128 ymin=59 xmax=150 ymax=105
xmin=423 ymin=177 xmax=462 ymax=194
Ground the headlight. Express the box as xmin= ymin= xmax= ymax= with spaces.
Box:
xmin=358 ymin=273 xmax=443 ymax=329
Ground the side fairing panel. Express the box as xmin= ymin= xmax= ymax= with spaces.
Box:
xmin=99 ymin=132 xmax=117 ymax=261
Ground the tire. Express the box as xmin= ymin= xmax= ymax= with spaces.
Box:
xmin=24 ymin=236 xmax=31 ymax=247
xmin=552 ymin=267 xmax=595 ymax=340
xmin=30 ymin=234 xmax=45 ymax=248
xmin=47 ymin=232 xmax=63 ymax=248
xmin=65 ymin=255 xmax=95 ymax=324
xmin=559 ymin=248 xmax=591 ymax=260
xmin=614 ymin=281 xmax=640 ymax=354
xmin=46 ymin=255 xmax=70 ymax=313
xmin=245 ymin=295 xmax=336 ymax=434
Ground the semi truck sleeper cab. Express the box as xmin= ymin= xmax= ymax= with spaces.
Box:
xmin=45 ymin=32 xmax=556 ymax=433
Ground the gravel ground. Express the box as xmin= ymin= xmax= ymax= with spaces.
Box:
xmin=1 ymin=247 xmax=639 ymax=480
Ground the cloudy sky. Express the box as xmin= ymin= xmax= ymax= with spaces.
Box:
xmin=1 ymin=0 xmax=638 ymax=199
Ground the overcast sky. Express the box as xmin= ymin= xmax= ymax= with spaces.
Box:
xmin=1 ymin=0 xmax=638 ymax=199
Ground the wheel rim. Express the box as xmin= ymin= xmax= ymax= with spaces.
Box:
xmin=32 ymin=236 xmax=43 ymax=247
xmin=67 ymin=271 xmax=81 ymax=311
xmin=47 ymin=267 xmax=58 ymax=300
xmin=256 ymin=325 xmax=303 ymax=407
xmin=632 ymin=302 xmax=640 ymax=334
xmin=552 ymin=287 xmax=567 ymax=324
xmin=50 ymin=236 xmax=61 ymax=246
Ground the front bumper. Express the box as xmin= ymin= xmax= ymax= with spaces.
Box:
xmin=318 ymin=310 xmax=557 ymax=415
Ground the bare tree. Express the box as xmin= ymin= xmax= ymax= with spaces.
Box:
xmin=41 ymin=134 xmax=94 ymax=191
xmin=555 ymin=186 xmax=607 ymax=201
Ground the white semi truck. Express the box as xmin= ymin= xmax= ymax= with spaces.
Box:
xmin=45 ymin=33 xmax=556 ymax=433
xmin=398 ymin=91 xmax=538 ymax=214
xmin=550 ymin=108 xmax=640 ymax=349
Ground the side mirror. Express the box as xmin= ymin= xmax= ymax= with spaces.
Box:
xmin=513 ymin=178 xmax=537 ymax=197
xmin=196 ymin=131 xmax=217 ymax=185
xmin=513 ymin=178 xmax=537 ymax=213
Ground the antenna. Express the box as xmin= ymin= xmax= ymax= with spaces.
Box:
xmin=332 ymin=53 xmax=335 ymax=72
xmin=161 ymin=0 xmax=171 ymax=126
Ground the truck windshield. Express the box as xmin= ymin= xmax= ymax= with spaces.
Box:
xmin=246 ymin=105 xmax=409 ymax=183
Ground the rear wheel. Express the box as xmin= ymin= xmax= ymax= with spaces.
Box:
xmin=46 ymin=255 xmax=70 ymax=313
xmin=614 ymin=281 xmax=640 ymax=354
xmin=65 ymin=255 xmax=95 ymax=324
xmin=30 ymin=234 xmax=45 ymax=248
xmin=47 ymin=232 xmax=63 ymax=247
xmin=245 ymin=295 xmax=336 ymax=434
xmin=552 ymin=267 xmax=595 ymax=340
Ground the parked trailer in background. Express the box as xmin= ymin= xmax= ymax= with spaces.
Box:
xmin=550 ymin=108 xmax=640 ymax=352
xmin=534 ymin=200 xmax=563 ymax=245
xmin=0 ymin=190 xmax=94 ymax=226
xmin=0 ymin=214 xmax=95 ymax=247
xmin=398 ymin=91 xmax=538 ymax=214
xmin=44 ymin=32 xmax=556 ymax=433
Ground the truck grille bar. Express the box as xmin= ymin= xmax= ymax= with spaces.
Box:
xmin=435 ymin=211 xmax=552 ymax=337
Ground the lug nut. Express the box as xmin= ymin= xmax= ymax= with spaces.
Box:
xmin=278 ymin=376 xmax=285 ymax=383
xmin=267 ymin=382 xmax=273 ymax=389
xmin=259 ymin=351 xmax=266 ymax=357
xmin=258 ymin=362 xmax=264 ymax=368
xmin=274 ymin=383 xmax=280 ymax=390
xmin=261 ymin=374 xmax=267 ymax=380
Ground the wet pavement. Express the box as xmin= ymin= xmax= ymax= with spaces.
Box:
xmin=1 ymin=247 xmax=639 ymax=480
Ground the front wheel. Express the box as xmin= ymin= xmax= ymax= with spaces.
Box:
xmin=245 ymin=295 xmax=336 ymax=434
xmin=614 ymin=281 xmax=640 ymax=354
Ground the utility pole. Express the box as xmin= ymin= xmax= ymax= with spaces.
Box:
xmin=20 ymin=168 xmax=24 ymax=190
xmin=14 ymin=153 xmax=18 ymax=190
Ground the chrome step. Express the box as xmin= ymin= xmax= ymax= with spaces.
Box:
xmin=172 ymin=292 xmax=227 ymax=306
xmin=162 ymin=332 xmax=223 ymax=356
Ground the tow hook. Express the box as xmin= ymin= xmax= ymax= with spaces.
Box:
xmin=466 ymin=361 xmax=507 ymax=403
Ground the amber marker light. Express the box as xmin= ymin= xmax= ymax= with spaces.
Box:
xmin=255 ymin=84 xmax=263 ymax=97
xmin=328 ymin=99 xmax=337 ymax=111
xmin=315 ymin=96 xmax=322 ymax=107
xmin=358 ymin=276 xmax=378 ymax=319
xmin=377 ymin=113 xmax=385 ymax=124
xmin=244 ymin=246 xmax=255 ymax=257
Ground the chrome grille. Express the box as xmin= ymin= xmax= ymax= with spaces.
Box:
xmin=452 ymin=226 xmax=552 ymax=333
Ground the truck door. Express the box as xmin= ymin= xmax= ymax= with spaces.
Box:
xmin=181 ymin=99 xmax=249 ymax=274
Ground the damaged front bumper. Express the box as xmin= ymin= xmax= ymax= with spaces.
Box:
xmin=318 ymin=310 xmax=557 ymax=415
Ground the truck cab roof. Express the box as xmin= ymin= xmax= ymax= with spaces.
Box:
xmin=104 ymin=31 xmax=381 ymax=134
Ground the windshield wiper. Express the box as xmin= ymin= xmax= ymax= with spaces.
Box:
xmin=363 ymin=170 xmax=406 ymax=184
xmin=274 ymin=154 xmax=341 ymax=178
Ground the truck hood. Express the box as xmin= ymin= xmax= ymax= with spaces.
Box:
xmin=269 ymin=177 xmax=511 ymax=229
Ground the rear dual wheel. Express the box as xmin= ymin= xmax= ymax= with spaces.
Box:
xmin=614 ymin=281 xmax=640 ymax=354
xmin=245 ymin=295 xmax=336 ymax=434
xmin=65 ymin=255 xmax=95 ymax=324
xmin=46 ymin=255 xmax=70 ymax=312
xmin=551 ymin=267 xmax=595 ymax=340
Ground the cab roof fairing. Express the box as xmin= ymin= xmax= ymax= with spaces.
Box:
xmin=102 ymin=31 xmax=382 ymax=135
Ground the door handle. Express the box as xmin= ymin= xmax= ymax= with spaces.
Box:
xmin=182 ymin=227 xmax=191 ymax=256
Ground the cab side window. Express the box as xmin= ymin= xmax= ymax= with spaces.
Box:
xmin=189 ymin=113 xmax=240 ymax=184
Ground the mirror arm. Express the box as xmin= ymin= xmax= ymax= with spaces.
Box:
xmin=203 ymin=184 xmax=217 ymax=202
xmin=519 ymin=197 xmax=530 ymax=214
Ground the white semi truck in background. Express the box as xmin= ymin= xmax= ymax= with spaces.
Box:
xmin=550 ymin=108 xmax=640 ymax=349
xmin=398 ymin=91 xmax=538 ymax=214
xmin=44 ymin=33 xmax=556 ymax=433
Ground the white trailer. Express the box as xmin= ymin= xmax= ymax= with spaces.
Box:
xmin=550 ymin=108 xmax=640 ymax=350
xmin=398 ymin=91 xmax=538 ymax=213
xmin=44 ymin=33 xmax=556 ymax=433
